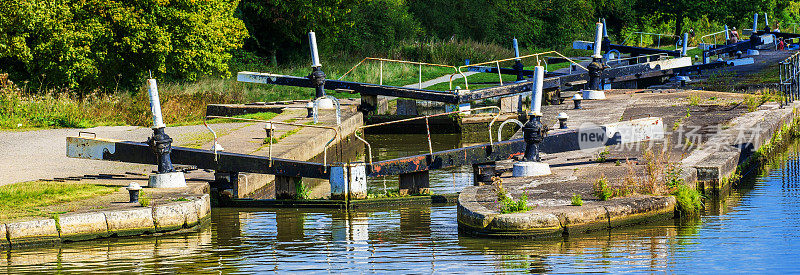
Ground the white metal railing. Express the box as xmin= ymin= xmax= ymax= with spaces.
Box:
xmin=338 ymin=57 xmax=459 ymax=90
xmin=203 ymin=116 xmax=340 ymax=167
xmin=456 ymin=51 xmax=586 ymax=90
xmin=700 ymin=30 xmax=728 ymax=46
xmin=622 ymin=32 xmax=680 ymax=49
xmin=607 ymin=53 xmax=669 ymax=66
xmin=354 ymin=106 xmax=506 ymax=166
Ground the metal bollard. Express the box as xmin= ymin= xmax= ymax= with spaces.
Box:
xmin=127 ymin=182 xmax=142 ymax=203
xmin=512 ymin=38 xmax=525 ymax=81
xmin=557 ymin=112 xmax=569 ymax=129
xmin=264 ymin=123 xmax=275 ymax=139
xmin=589 ymin=21 xmax=606 ymax=91
xmin=306 ymin=101 xmax=315 ymax=118
xmin=573 ymin=94 xmax=583 ymax=109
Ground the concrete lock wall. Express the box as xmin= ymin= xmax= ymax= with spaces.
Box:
xmin=0 ymin=194 xmax=211 ymax=249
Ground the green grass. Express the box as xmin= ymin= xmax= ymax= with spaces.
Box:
xmin=170 ymin=111 xmax=279 ymax=126
xmin=0 ymin=181 xmax=117 ymax=220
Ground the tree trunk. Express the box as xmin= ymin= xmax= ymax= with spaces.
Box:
xmin=270 ymin=51 xmax=277 ymax=67
xmin=674 ymin=11 xmax=685 ymax=39
xmin=270 ymin=42 xmax=277 ymax=67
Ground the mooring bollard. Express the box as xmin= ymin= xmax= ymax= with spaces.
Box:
xmin=145 ymin=77 xmax=186 ymax=188
xmin=127 ymin=182 xmax=142 ymax=203
xmin=306 ymin=101 xmax=315 ymax=118
xmin=557 ymin=112 xmax=569 ymax=129
xmin=676 ymin=75 xmax=691 ymax=87
xmin=573 ymin=93 xmax=583 ymax=109
xmin=264 ymin=123 xmax=275 ymax=138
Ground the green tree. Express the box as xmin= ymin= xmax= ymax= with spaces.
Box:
xmin=0 ymin=0 xmax=247 ymax=92
xmin=237 ymin=0 xmax=355 ymax=66
xmin=407 ymin=0 xmax=500 ymax=42
xmin=339 ymin=0 xmax=424 ymax=56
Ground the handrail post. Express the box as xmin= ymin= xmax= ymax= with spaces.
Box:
xmin=496 ymin=61 xmax=503 ymax=85
xmin=418 ymin=64 xmax=422 ymax=89
xmin=425 ymin=117 xmax=433 ymax=156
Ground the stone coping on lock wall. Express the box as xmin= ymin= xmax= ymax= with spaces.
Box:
xmin=0 ymin=186 xmax=211 ymax=250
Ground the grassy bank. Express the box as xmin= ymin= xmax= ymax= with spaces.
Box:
xmin=0 ymin=181 xmax=117 ymax=221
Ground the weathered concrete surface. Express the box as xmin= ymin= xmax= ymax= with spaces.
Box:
xmin=193 ymin=194 xmax=211 ymax=225
xmin=6 ymin=219 xmax=60 ymax=246
xmin=105 ymin=208 xmax=156 ymax=237
xmin=58 ymin=212 xmax=110 ymax=241
xmin=458 ymin=176 xmax=676 ymax=237
xmin=459 ymin=89 xmax=783 ymax=237
xmin=153 ymin=203 xmax=189 ymax=232
xmin=681 ymin=102 xmax=799 ymax=192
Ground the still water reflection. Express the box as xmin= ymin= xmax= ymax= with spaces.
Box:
xmin=4 ymin=142 xmax=800 ymax=273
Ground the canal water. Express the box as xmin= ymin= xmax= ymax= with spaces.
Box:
xmin=4 ymin=137 xmax=800 ymax=273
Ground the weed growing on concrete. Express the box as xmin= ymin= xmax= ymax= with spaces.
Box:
xmin=139 ymin=191 xmax=151 ymax=207
xmin=673 ymin=119 xmax=682 ymax=130
xmin=687 ymin=95 xmax=702 ymax=106
xmin=295 ymin=181 xmax=311 ymax=200
xmin=685 ymin=108 xmax=692 ymax=118
xmin=492 ymin=176 xmax=507 ymax=201
xmin=684 ymin=137 xmax=694 ymax=149
xmin=744 ymin=89 xmax=782 ymax=112
xmin=51 ymin=214 xmax=61 ymax=233
xmin=593 ymin=176 xmax=612 ymax=201
xmin=673 ymin=185 xmax=702 ymax=215
xmin=595 ymin=147 xmax=610 ymax=163
xmin=366 ymin=190 xmax=404 ymax=199
xmin=665 ymin=164 xmax=684 ymax=188
xmin=500 ymin=192 xmax=530 ymax=214
xmin=171 ymin=197 xmax=190 ymax=202
xmin=571 ymin=193 xmax=583 ymax=206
